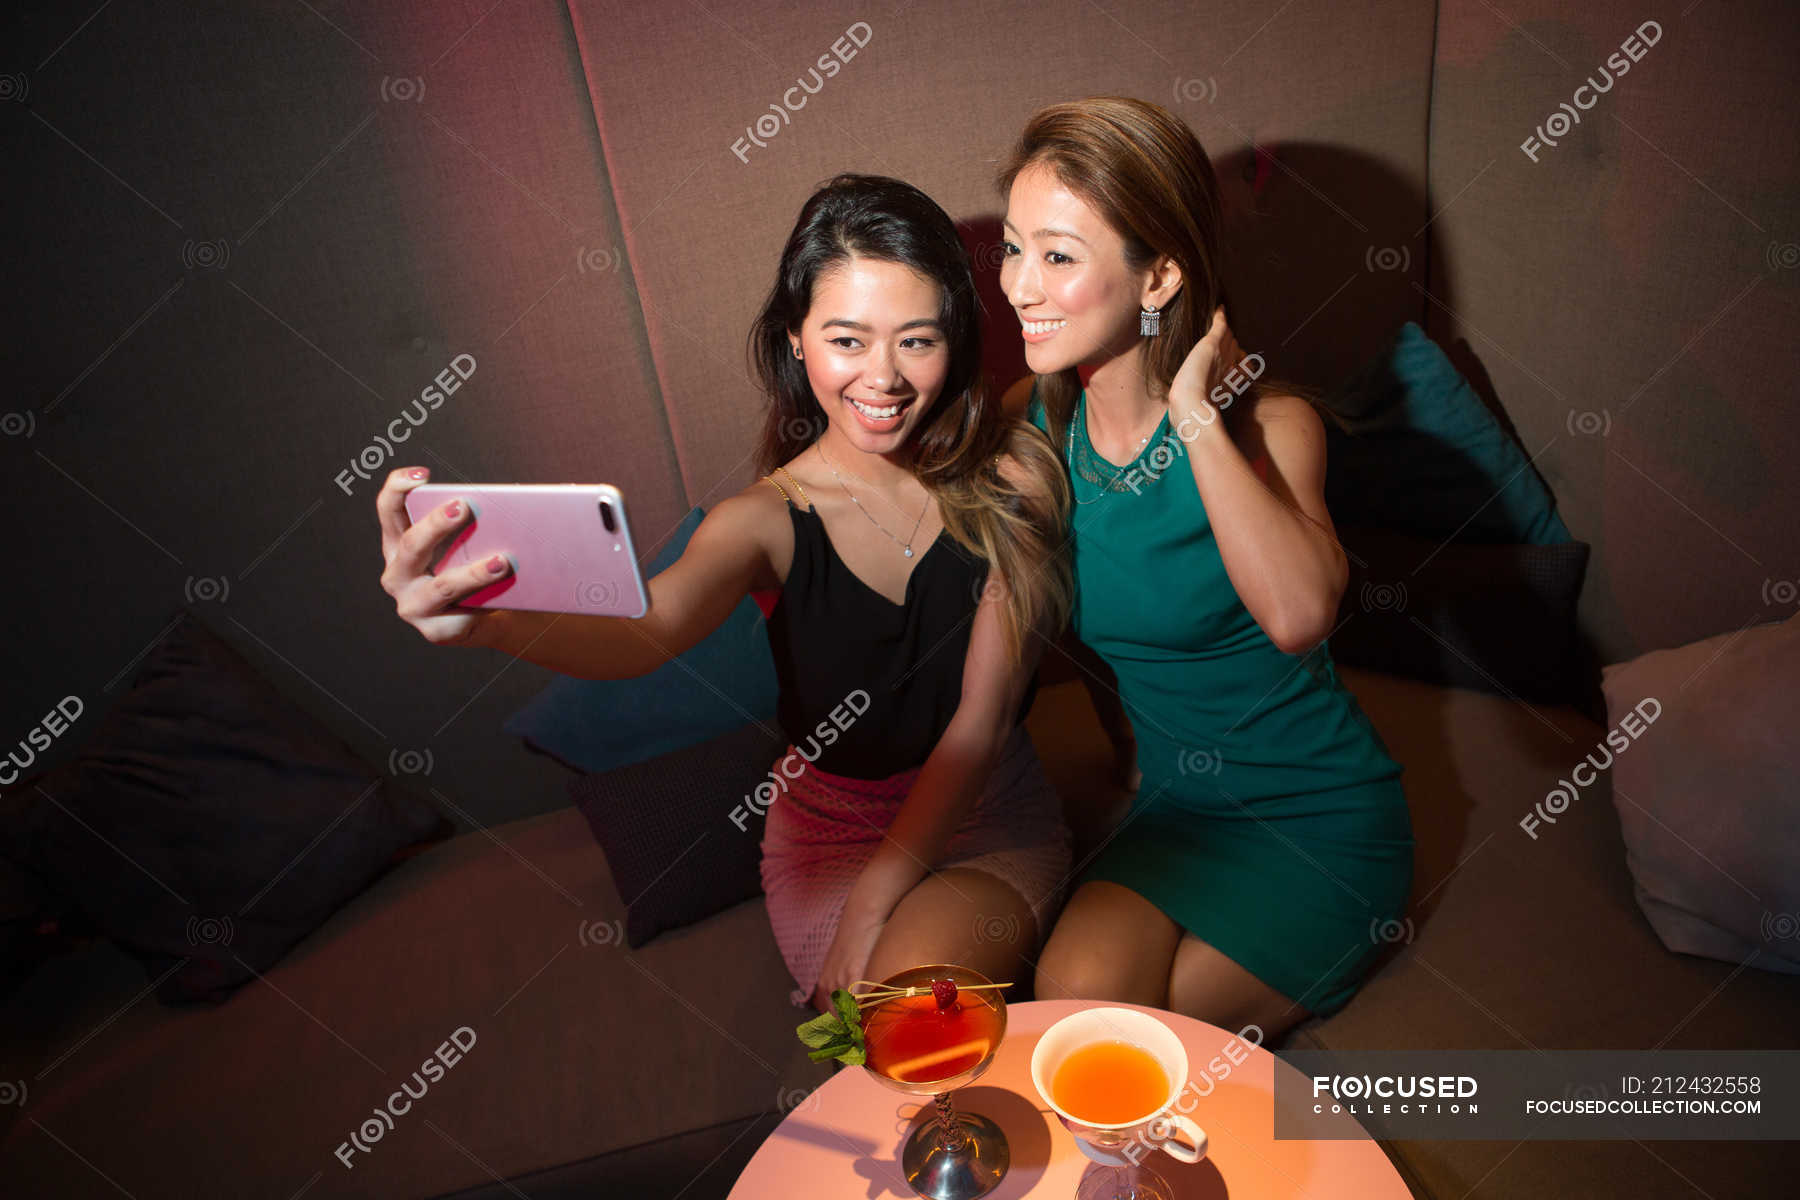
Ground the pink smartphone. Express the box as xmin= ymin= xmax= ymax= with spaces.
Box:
xmin=403 ymin=483 xmax=650 ymax=617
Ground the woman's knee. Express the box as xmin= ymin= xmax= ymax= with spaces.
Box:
xmin=1033 ymin=935 xmax=1116 ymax=1001
xmin=865 ymin=867 xmax=1037 ymax=981
xmin=1034 ymin=881 xmax=1181 ymax=1006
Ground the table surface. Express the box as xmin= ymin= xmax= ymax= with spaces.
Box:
xmin=729 ymin=999 xmax=1414 ymax=1198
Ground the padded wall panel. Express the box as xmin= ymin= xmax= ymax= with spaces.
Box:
xmin=3 ymin=0 xmax=683 ymax=831
xmin=345 ymin=1 xmax=687 ymax=548
xmin=1423 ymin=1 xmax=1800 ymax=662
xmin=567 ymin=0 xmax=1436 ymax=501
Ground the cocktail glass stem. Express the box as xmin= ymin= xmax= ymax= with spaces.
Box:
xmin=1075 ymin=1161 xmax=1172 ymax=1200
xmin=933 ymin=1092 xmax=968 ymax=1152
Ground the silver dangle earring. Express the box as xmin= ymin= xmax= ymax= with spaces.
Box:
xmin=1140 ymin=304 xmax=1161 ymax=336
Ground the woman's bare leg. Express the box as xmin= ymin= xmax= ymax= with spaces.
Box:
xmin=1032 ymin=880 xmax=1182 ymax=1007
xmin=1034 ymin=879 xmax=1310 ymax=1041
xmin=856 ymin=866 xmax=1041 ymax=998
xmin=1166 ymin=933 xmax=1309 ymax=1041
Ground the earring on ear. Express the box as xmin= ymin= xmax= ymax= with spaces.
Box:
xmin=1140 ymin=305 xmax=1161 ymax=337
xmin=792 ymin=345 xmax=803 ymax=359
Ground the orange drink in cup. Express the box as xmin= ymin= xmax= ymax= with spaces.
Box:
xmin=1051 ymin=1037 xmax=1172 ymax=1124
xmin=1030 ymin=1007 xmax=1207 ymax=1200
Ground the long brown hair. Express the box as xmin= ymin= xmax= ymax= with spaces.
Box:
xmin=995 ymin=97 xmax=1320 ymax=449
xmin=748 ymin=174 xmax=1072 ymax=662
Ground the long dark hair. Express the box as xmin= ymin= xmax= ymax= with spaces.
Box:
xmin=748 ymin=173 xmax=1072 ymax=661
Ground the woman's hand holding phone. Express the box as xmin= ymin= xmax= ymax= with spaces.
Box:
xmin=376 ymin=466 xmax=512 ymax=647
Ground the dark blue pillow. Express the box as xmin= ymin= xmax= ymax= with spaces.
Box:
xmin=569 ymin=719 xmax=788 ymax=946
xmin=1320 ymin=321 xmax=1572 ymax=545
xmin=504 ymin=506 xmax=780 ymax=773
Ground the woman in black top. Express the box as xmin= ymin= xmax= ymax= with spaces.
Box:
xmin=377 ymin=175 xmax=1075 ymax=1015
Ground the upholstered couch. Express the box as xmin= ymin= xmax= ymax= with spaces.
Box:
xmin=7 ymin=662 xmax=1796 ymax=1198
xmin=6 ymin=1 xmax=1796 ymax=1197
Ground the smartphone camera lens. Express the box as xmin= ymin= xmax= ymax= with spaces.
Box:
xmin=599 ymin=499 xmax=617 ymax=533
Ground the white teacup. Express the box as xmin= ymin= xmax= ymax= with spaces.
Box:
xmin=1030 ymin=1007 xmax=1209 ymax=1168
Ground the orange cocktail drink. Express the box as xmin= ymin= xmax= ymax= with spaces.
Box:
xmin=862 ymin=986 xmax=1005 ymax=1089
xmin=1050 ymin=1038 xmax=1172 ymax=1125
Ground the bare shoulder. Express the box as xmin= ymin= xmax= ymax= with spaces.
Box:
xmin=679 ymin=477 xmax=791 ymax=590
xmin=708 ymin=475 xmax=795 ymax=540
xmin=1227 ymin=392 xmax=1333 ymax=506
xmin=1234 ymin=391 xmax=1325 ymax=453
xmin=1244 ymin=391 xmax=1321 ymax=426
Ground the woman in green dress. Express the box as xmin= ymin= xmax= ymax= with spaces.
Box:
xmin=994 ymin=97 xmax=1414 ymax=1040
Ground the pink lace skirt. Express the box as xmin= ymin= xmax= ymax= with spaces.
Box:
xmin=759 ymin=723 xmax=1072 ymax=1008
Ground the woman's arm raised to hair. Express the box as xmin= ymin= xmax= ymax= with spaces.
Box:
xmin=468 ymin=492 xmax=772 ymax=680
xmin=1168 ymin=309 xmax=1347 ymax=655
xmin=1176 ymin=393 xmax=1347 ymax=654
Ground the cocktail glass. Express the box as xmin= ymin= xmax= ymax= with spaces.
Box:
xmin=859 ymin=963 xmax=1010 ymax=1200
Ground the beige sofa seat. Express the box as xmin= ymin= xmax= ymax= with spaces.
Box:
xmin=6 ymin=671 xmax=1797 ymax=1197
xmin=1296 ymin=667 xmax=1800 ymax=1197
xmin=0 ymin=804 xmax=830 ymax=1198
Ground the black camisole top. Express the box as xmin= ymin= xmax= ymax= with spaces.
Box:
xmin=763 ymin=493 xmax=1038 ymax=780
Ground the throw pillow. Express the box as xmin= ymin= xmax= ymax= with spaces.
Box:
xmin=505 ymin=505 xmax=780 ymax=774
xmin=1330 ymin=526 xmax=1591 ymax=703
xmin=569 ymin=719 xmax=789 ymax=947
xmin=1320 ymin=321 xmax=1573 ymax=546
xmin=1599 ymin=612 xmax=1799 ymax=974
xmin=0 ymin=608 xmax=452 ymax=1004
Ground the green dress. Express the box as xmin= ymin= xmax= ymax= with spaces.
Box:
xmin=1030 ymin=387 xmax=1413 ymax=1018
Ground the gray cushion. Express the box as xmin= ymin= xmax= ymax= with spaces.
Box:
xmin=0 ymin=609 xmax=450 ymax=1005
xmin=1601 ymin=613 xmax=1800 ymax=973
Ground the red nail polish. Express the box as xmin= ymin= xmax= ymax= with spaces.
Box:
xmin=446 ymin=501 xmax=462 ymax=519
xmin=487 ymin=555 xmax=507 ymax=574
xmin=409 ymin=468 xmax=427 ymax=479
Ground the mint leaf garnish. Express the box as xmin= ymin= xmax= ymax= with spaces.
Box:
xmin=796 ymin=1011 xmax=846 ymax=1050
xmin=794 ymin=988 xmax=870 ymax=1066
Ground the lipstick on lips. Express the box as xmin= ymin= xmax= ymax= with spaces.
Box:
xmin=1020 ymin=315 xmax=1067 ymax=344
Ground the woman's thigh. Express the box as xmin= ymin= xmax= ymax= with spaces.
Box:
xmin=1034 ymin=879 xmax=1183 ymax=1007
xmin=1167 ymin=932 xmax=1309 ymax=1041
xmin=862 ymin=866 xmax=1040 ymax=990
xmin=1035 ymin=880 xmax=1311 ymax=1037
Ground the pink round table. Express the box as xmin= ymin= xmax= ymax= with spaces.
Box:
xmin=729 ymin=999 xmax=1414 ymax=1198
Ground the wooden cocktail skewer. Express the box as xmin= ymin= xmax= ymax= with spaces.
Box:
xmin=847 ymin=980 xmax=1013 ymax=1009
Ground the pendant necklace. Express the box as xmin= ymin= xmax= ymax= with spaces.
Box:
xmin=816 ymin=442 xmax=930 ymax=557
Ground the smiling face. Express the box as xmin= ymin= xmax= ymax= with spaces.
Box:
xmin=1000 ymin=162 xmax=1173 ymax=376
xmin=788 ymin=257 xmax=950 ymax=455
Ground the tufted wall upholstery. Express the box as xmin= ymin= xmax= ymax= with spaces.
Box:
xmin=8 ymin=0 xmax=1796 ymax=815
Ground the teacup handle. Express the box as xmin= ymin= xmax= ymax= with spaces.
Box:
xmin=1148 ymin=1113 xmax=1208 ymax=1163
